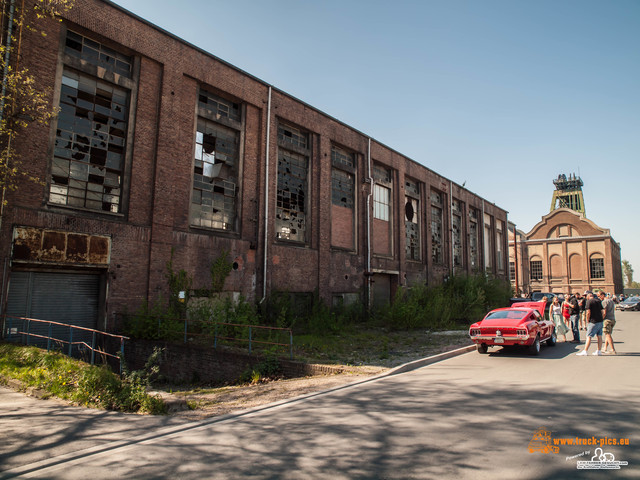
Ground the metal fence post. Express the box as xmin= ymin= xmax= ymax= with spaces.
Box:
xmin=248 ymin=326 xmax=252 ymax=354
xmin=6 ymin=316 xmax=12 ymax=340
xmin=289 ymin=329 xmax=293 ymax=359
xmin=26 ymin=319 xmax=31 ymax=346
xmin=120 ymin=337 xmax=125 ymax=375
xmin=214 ymin=323 xmax=218 ymax=349
xmin=184 ymin=318 xmax=188 ymax=344
xmin=68 ymin=328 xmax=73 ymax=356
xmin=47 ymin=322 xmax=52 ymax=351
xmin=90 ymin=331 xmax=96 ymax=365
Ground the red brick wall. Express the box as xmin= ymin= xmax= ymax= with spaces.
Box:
xmin=0 ymin=0 xmax=509 ymax=331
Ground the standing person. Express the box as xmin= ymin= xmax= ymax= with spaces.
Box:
xmin=599 ymin=290 xmax=617 ymax=355
xmin=577 ymin=293 xmax=587 ymax=331
xmin=566 ymin=292 xmax=580 ymax=344
xmin=576 ymin=291 xmax=604 ymax=356
xmin=551 ymin=296 xmax=569 ymax=341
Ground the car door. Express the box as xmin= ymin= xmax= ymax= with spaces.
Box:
xmin=532 ymin=310 xmax=548 ymax=339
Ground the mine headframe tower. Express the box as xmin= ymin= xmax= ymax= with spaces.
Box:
xmin=550 ymin=173 xmax=585 ymax=215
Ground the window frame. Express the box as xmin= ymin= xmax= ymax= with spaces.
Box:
xmin=275 ymin=123 xmax=311 ymax=244
xmin=589 ymin=256 xmax=605 ymax=279
xmin=48 ymin=28 xmax=138 ymax=216
xmin=530 ymin=259 xmax=543 ymax=281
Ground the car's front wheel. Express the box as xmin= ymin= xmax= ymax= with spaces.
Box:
xmin=529 ymin=335 xmax=541 ymax=355
xmin=477 ymin=343 xmax=488 ymax=354
xmin=547 ymin=328 xmax=557 ymax=346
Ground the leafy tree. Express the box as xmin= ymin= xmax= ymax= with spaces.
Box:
xmin=0 ymin=0 xmax=74 ymax=219
xmin=622 ymin=259 xmax=633 ymax=287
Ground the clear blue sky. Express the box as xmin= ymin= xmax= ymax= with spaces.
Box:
xmin=112 ymin=0 xmax=640 ymax=283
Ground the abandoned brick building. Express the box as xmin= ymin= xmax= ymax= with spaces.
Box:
xmin=0 ymin=0 xmax=508 ymax=335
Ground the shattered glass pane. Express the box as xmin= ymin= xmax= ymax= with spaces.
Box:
xmin=331 ymin=169 xmax=354 ymax=208
xmin=276 ymin=149 xmax=308 ymax=242
xmin=278 ymin=124 xmax=308 ymax=150
xmin=431 ymin=206 xmax=442 ymax=264
xmin=191 ymin=111 xmax=240 ymax=231
xmin=453 ymin=214 xmax=462 ymax=266
xmin=65 ymin=31 xmax=132 ymax=79
xmin=331 ymin=145 xmax=355 ymax=169
xmin=50 ymin=68 xmax=128 ymax=213
xmin=405 ymin=197 xmax=420 ymax=260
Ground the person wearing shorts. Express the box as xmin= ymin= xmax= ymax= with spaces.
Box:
xmin=576 ymin=291 xmax=603 ymax=356
xmin=599 ymin=290 xmax=617 ymax=355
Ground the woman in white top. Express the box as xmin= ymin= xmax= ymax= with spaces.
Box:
xmin=551 ymin=296 xmax=569 ymax=341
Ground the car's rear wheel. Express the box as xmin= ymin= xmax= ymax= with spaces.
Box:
xmin=477 ymin=343 xmax=488 ymax=354
xmin=529 ymin=335 xmax=541 ymax=355
xmin=547 ymin=328 xmax=557 ymax=346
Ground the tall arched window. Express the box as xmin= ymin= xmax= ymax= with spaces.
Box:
xmin=530 ymin=257 xmax=543 ymax=281
xmin=589 ymin=254 xmax=605 ymax=279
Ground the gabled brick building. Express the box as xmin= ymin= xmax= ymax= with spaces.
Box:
xmin=0 ymin=0 xmax=508 ymax=334
xmin=509 ymin=176 xmax=622 ymax=296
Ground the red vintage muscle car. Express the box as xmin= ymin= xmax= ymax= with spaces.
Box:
xmin=469 ymin=301 xmax=556 ymax=355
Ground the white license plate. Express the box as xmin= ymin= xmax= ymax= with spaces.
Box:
xmin=494 ymin=337 xmax=504 ymax=343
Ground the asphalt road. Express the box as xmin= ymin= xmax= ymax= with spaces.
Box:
xmin=1 ymin=311 xmax=639 ymax=479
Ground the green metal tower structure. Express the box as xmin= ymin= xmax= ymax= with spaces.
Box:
xmin=550 ymin=173 xmax=585 ymax=215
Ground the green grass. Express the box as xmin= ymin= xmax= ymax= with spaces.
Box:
xmin=292 ymin=325 xmax=470 ymax=366
xmin=0 ymin=343 xmax=166 ymax=414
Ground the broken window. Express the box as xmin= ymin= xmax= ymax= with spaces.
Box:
xmin=431 ymin=190 xmax=443 ymax=264
xmin=469 ymin=208 xmax=479 ymax=270
xmin=405 ymin=178 xmax=420 ymax=261
xmin=190 ymin=109 xmax=240 ymax=230
xmin=452 ymin=199 xmax=463 ymax=267
xmin=65 ymin=30 xmax=132 ymax=78
xmin=198 ymin=90 xmax=241 ymax=123
xmin=49 ymin=69 xmax=129 ymax=213
xmin=330 ymin=145 xmax=356 ymax=249
xmin=331 ymin=146 xmax=355 ymax=209
xmin=276 ymin=124 xmax=309 ymax=242
xmin=496 ymin=220 xmax=504 ymax=271
xmin=373 ymin=164 xmax=391 ymax=184
xmin=484 ymin=213 xmax=493 ymax=271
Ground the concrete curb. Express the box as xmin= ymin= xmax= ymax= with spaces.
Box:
xmin=385 ymin=344 xmax=476 ymax=376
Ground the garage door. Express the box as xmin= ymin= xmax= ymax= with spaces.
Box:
xmin=5 ymin=271 xmax=100 ymax=350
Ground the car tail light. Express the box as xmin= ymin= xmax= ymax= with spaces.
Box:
xmin=470 ymin=329 xmax=481 ymax=336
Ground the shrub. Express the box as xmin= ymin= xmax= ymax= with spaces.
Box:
xmin=0 ymin=343 xmax=165 ymax=414
xmin=380 ymin=273 xmax=511 ymax=330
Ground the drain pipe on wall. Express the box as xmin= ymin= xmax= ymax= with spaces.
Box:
xmin=261 ymin=86 xmax=272 ymax=303
xmin=482 ymin=199 xmax=486 ymax=274
xmin=366 ymin=137 xmax=373 ymax=310
xmin=450 ymin=181 xmax=454 ymax=277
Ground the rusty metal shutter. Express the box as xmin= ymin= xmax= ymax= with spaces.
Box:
xmin=6 ymin=271 xmax=100 ymax=349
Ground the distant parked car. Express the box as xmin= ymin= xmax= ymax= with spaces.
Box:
xmin=616 ymin=296 xmax=640 ymax=311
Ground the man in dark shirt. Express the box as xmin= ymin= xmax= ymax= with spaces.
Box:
xmin=576 ymin=291 xmax=604 ymax=356
xmin=567 ymin=293 xmax=580 ymax=343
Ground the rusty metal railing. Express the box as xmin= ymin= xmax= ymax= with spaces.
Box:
xmin=212 ymin=322 xmax=293 ymax=359
xmin=2 ymin=315 xmax=129 ymax=373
